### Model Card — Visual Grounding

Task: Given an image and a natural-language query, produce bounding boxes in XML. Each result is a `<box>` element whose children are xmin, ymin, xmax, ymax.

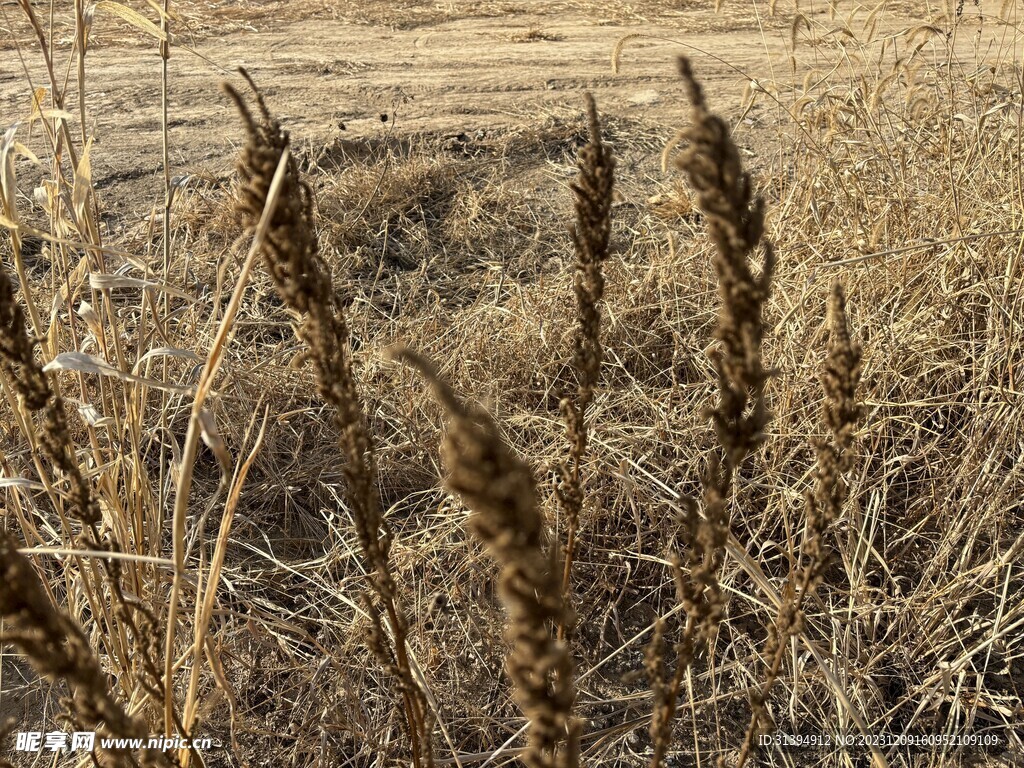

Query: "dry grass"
<box><xmin>1</xmin><ymin>1</ymin><xmax>1023</xmax><ymax>767</ymax></box>
<box><xmin>0</xmin><ymin>530</ymin><xmax>162</xmax><ymax>766</ymax></box>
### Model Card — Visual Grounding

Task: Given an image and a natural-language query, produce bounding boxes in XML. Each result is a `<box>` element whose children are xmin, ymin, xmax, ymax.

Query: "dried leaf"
<box><xmin>94</xmin><ymin>1</ymin><xmax>168</xmax><ymax>42</ymax></box>
<box><xmin>89</xmin><ymin>273</ymin><xmax>196</xmax><ymax>302</ymax></box>
<box><xmin>77</xmin><ymin>402</ymin><xmax>113</xmax><ymax>427</ymax></box>
<box><xmin>0</xmin><ymin>477</ymin><xmax>46</xmax><ymax>491</ymax></box>
<box><xmin>198</xmin><ymin>408</ymin><xmax>232</xmax><ymax>482</ymax></box>
<box><xmin>43</xmin><ymin>351</ymin><xmax>194</xmax><ymax>394</ymax></box>
<box><xmin>133</xmin><ymin>346</ymin><xmax>203</xmax><ymax>371</ymax></box>
<box><xmin>72</xmin><ymin>139</ymin><xmax>93</xmax><ymax>221</ymax></box>
<box><xmin>1</xmin><ymin>125</ymin><xmax>21</xmax><ymax>224</ymax></box>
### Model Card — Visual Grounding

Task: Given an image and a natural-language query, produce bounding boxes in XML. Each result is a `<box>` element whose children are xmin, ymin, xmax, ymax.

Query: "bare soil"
<box><xmin>0</xmin><ymin>2</ymin><xmax>802</xmax><ymax>218</ymax></box>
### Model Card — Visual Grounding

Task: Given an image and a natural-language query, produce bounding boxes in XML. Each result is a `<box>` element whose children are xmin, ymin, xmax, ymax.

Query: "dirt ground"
<box><xmin>0</xmin><ymin>0</ymin><xmax>991</xmax><ymax>224</ymax></box>
<box><xmin>0</xmin><ymin>2</ymin><xmax>806</xmax><ymax>219</ymax></box>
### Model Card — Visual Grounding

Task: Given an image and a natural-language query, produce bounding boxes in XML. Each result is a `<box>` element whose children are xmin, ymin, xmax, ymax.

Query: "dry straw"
<box><xmin>647</xmin><ymin>57</ymin><xmax>775</xmax><ymax>767</ymax></box>
<box><xmin>0</xmin><ymin>265</ymin><xmax>172</xmax><ymax>761</ymax></box>
<box><xmin>0</xmin><ymin>265</ymin><xmax>99</xmax><ymax>529</ymax></box>
<box><xmin>223</xmin><ymin>70</ymin><xmax>433</xmax><ymax>767</ymax></box>
<box><xmin>394</xmin><ymin>347</ymin><xmax>581</xmax><ymax>768</ymax></box>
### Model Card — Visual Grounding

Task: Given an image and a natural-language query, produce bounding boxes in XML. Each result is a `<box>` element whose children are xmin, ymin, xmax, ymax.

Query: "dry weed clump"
<box><xmin>394</xmin><ymin>347</ymin><xmax>580</xmax><ymax>768</ymax></box>
<box><xmin>223</xmin><ymin>70</ymin><xmax>434</xmax><ymax>766</ymax></box>
<box><xmin>316</xmin><ymin>146</ymin><xmax>460</xmax><ymax>272</ymax></box>
<box><xmin>0</xmin><ymin>267</ymin><xmax>98</xmax><ymax>527</ymax></box>
<box><xmin>0</xmin><ymin>531</ymin><xmax>161</xmax><ymax>767</ymax></box>
<box><xmin>0</xmin><ymin>266</ymin><xmax>170</xmax><ymax>764</ymax></box>
<box><xmin>312</xmin><ymin>116</ymin><xmax>633</xmax><ymax>303</ymax></box>
<box><xmin>732</xmin><ymin>5</ymin><xmax>1024</xmax><ymax>758</ymax></box>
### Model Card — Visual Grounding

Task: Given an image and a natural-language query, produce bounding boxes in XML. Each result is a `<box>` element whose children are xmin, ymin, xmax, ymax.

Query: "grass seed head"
<box><xmin>395</xmin><ymin>347</ymin><xmax>581</xmax><ymax>768</ymax></box>
<box><xmin>804</xmin><ymin>282</ymin><xmax>863</xmax><ymax>584</ymax></box>
<box><xmin>557</xmin><ymin>93</ymin><xmax>616</xmax><ymax>633</ymax></box>
<box><xmin>225</xmin><ymin>71</ymin><xmax>433</xmax><ymax>766</ymax></box>
<box><xmin>677</xmin><ymin>57</ymin><xmax>774</xmax><ymax>470</ymax></box>
<box><xmin>648</xmin><ymin>59</ymin><xmax>777</xmax><ymax>768</ymax></box>
<box><xmin>0</xmin><ymin>531</ymin><xmax>161</xmax><ymax>766</ymax></box>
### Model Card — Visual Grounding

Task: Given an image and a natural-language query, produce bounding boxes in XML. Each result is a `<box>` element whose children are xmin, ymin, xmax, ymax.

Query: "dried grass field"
<box><xmin>1</xmin><ymin>0</ymin><xmax>1023</xmax><ymax>767</ymax></box>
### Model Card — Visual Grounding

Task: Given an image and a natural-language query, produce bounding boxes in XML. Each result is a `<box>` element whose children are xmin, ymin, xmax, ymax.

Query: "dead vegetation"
<box><xmin>1</xmin><ymin>1</ymin><xmax>1023</xmax><ymax>767</ymax></box>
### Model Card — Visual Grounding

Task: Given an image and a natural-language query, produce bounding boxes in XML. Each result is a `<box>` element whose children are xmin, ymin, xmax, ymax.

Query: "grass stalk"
<box><xmin>164</xmin><ymin>139</ymin><xmax>290</xmax><ymax>744</ymax></box>
<box><xmin>395</xmin><ymin>347</ymin><xmax>580</xmax><ymax>768</ymax></box>
<box><xmin>648</xmin><ymin>56</ymin><xmax>775</xmax><ymax>768</ymax></box>
<box><xmin>557</xmin><ymin>93</ymin><xmax>615</xmax><ymax>644</ymax></box>
<box><xmin>0</xmin><ymin>264</ymin><xmax>173</xmax><ymax>764</ymax></box>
